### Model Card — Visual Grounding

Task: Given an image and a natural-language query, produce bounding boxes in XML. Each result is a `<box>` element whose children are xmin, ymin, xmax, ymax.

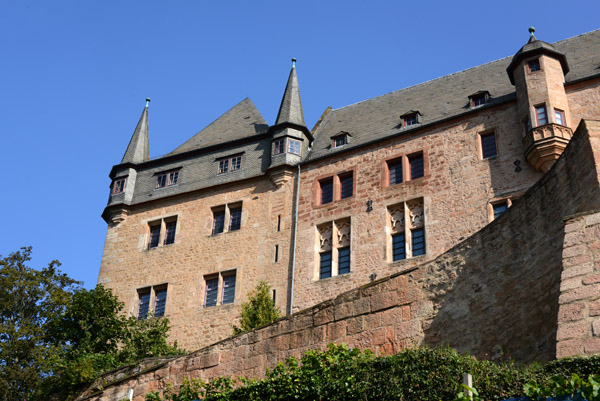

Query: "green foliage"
<box><xmin>232</xmin><ymin>281</ymin><xmax>281</xmax><ymax>335</ymax></box>
<box><xmin>524</xmin><ymin>373</ymin><xmax>600</xmax><ymax>400</ymax></box>
<box><xmin>0</xmin><ymin>247</ymin><xmax>80</xmax><ymax>401</ymax></box>
<box><xmin>44</xmin><ymin>285</ymin><xmax>184</xmax><ymax>399</ymax></box>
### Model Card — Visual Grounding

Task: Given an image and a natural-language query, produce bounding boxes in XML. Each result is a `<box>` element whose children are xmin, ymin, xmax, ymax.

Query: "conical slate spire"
<box><xmin>121</xmin><ymin>100</ymin><xmax>150</xmax><ymax>164</ymax></box>
<box><xmin>275</xmin><ymin>59</ymin><xmax>306</xmax><ymax>127</ymax></box>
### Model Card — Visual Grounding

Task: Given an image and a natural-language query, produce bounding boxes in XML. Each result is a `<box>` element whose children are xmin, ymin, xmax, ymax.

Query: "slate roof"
<box><xmin>275</xmin><ymin>64</ymin><xmax>306</xmax><ymax>126</ymax></box>
<box><xmin>306</xmin><ymin>29</ymin><xmax>600</xmax><ymax>162</ymax></box>
<box><xmin>121</xmin><ymin>105</ymin><xmax>149</xmax><ymax>164</ymax></box>
<box><xmin>168</xmin><ymin>98</ymin><xmax>269</xmax><ymax>156</ymax></box>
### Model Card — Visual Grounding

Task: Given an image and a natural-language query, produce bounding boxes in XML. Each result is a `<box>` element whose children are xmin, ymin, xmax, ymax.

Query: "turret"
<box><xmin>507</xmin><ymin>27</ymin><xmax>573</xmax><ymax>172</ymax></box>
<box><xmin>268</xmin><ymin>59</ymin><xmax>313</xmax><ymax>187</ymax></box>
<box><xmin>102</xmin><ymin>99</ymin><xmax>150</xmax><ymax>225</ymax></box>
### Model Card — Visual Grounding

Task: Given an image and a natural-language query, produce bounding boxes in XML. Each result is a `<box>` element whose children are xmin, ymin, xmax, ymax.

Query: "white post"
<box><xmin>127</xmin><ymin>388</ymin><xmax>134</xmax><ymax>401</ymax></box>
<box><xmin>463</xmin><ymin>373</ymin><xmax>473</xmax><ymax>400</ymax></box>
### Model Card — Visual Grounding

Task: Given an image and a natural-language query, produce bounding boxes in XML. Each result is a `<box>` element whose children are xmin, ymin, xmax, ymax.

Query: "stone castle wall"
<box><xmin>83</xmin><ymin>121</ymin><xmax>600</xmax><ymax>401</ymax></box>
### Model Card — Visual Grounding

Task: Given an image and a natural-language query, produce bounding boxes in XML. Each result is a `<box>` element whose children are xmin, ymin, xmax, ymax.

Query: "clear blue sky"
<box><xmin>1</xmin><ymin>0</ymin><xmax>598</xmax><ymax>288</ymax></box>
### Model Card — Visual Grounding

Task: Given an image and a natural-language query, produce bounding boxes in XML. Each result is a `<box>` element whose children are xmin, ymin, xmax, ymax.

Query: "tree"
<box><xmin>232</xmin><ymin>281</ymin><xmax>281</xmax><ymax>335</ymax></box>
<box><xmin>0</xmin><ymin>247</ymin><xmax>80</xmax><ymax>401</ymax></box>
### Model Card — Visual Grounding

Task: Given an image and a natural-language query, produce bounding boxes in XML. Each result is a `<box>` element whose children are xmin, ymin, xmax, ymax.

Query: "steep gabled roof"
<box><xmin>275</xmin><ymin>61</ymin><xmax>306</xmax><ymax>127</ymax></box>
<box><xmin>168</xmin><ymin>98</ymin><xmax>268</xmax><ymax>156</ymax></box>
<box><xmin>306</xmin><ymin>29</ymin><xmax>600</xmax><ymax>162</ymax></box>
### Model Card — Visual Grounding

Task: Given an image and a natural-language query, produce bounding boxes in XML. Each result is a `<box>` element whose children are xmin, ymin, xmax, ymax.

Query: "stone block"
<box><xmin>584</xmin><ymin>338</ymin><xmax>600</xmax><ymax>353</ymax></box>
<box><xmin>327</xmin><ymin>320</ymin><xmax>347</xmax><ymax>342</ymax></box>
<box><xmin>591</xmin><ymin>300</ymin><xmax>600</xmax><ymax>316</ymax></box>
<box><xmin>410</xmin><ymin>300</ymin><xmax>433</xmax><ymax>319</ymax></box>
<box><xmin>583</xmin><ymin>273</ymin><xmax>600</xmax><ymax>285</ymax></box>
<box><xmin>353</xmin><ymin>296</ymin><xmax>371</xmax><ymax>315</ymax></box>
<box><xmin>556</xmin><ymin>339</ymin><xmax>584</xmax><ymax>358</ymax></box>
<box><xmin>558</xmin><ymin>302</ymin><xmax>586</xmax><ymax>322</ymax></box>
<box><xmin>347</xmin><ymin>316</ymin><xmax>364</xmax><ymax>335</ymax></box>
<box><xmin>334</xmin><ymin>301</ymin><xmax>354</xmax><ymax>321</ymax></box>
<box><xmin>395</xmin><ymin>320</ymin><xmax>422</xmax><ymax>341</ymax></box>
<box><xmin>556</xmin><ymin>321</ymin><xmax>589</xmax><ymax>341</ymax></box>
<box><xmin>561</xmin><ymin>277</ymin><xmax>582</xmax><ymax>291</ymax></box>
<box><xmin>371</xmin><ymin>290</ymin><xmax>398</xmax><ymax>312</ymax></box>
<box><xmin>559</xmin><ymin>284</ymin><xmax>600</xmax><ymax>304</ymax></box>
<box><xmin>561</xmin><ymin>263</ymin><xmax>594</xmax><ymax>279</ymax></box>
<box><xmin>314</xmin><ymin>306</ymin><xmax>334</xmax><ymax>326</ymax></box>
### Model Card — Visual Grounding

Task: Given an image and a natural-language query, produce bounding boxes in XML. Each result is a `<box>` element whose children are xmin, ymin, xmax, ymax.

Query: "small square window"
<box><xmin>555</xmin><ymin>109</ymin><xmax>565</xmax><ymax>126</ymax></box>
<box><xmin>112</xmin><ymin>178</ymin><xmax>126</xmax><ymax>194</ymax></box>
<box><xmin>154</xmin><ymin>287</ymin><xmax>167</xmax><ymax>317</ymax></box>
<box><xmin>333</xmin><ymin>134</ymin><xmax>348</xmax><ymax>148</ymax></box>
<box><xmin>222</xmin><ymin>273</ymin><xmax>236</xmax><ymax>304</ymax></box>
<box><xmin>320</xmin><ymin>178</ymin><xmax>334</xmax><ymax>205</ymax></box>
<box><xmin>218</xmin><ymin>159</ymin><xmax>229</xmax><ymax>174</ymax></box>
<box><xmin>528</xmin><ymin>59</ymin><xmax>541</xmax><ymax>72</ymax></box>
<box><xmin>204</xmin><ymin>277</ymin><xmax>218</xmax><ymax>307</ymax></box>
<box><xmin>340</xmin><ymin>173</ymin><xmax>353</xmax><ymax>199</ymax></box>
<box><xmin>403</xmin><ymin>113</ymin><xmax>419</xmax><ymax>127</ymax></box>
<box><xmin>229</xmin><ymin>207</ymin><xmax>242</xmax><ymax>231</ymax></box>
<box><xmin>230</xmin><ymin>156</ymin><xmax>242</xmax><ymax>171</ymax></box>
<box><xmin>409</xmin><ymin>153</ymin><xmax>424</xmax><ymax>179</ymax></box>
<box><xmin>148</xmin><ymin>225</ymin><xmax>161</xmax><ymax>249</ymax></box>
<box><xmin>138</xmin><ymin>289</ymin><xmax>151</xmax><ymax>320</ymax></box>
<box><xmin>480</xmin><ymin>132</ymin><xmax>498</xmax><ymax>159</ymax></box>
<box><xmin>212</xmin><ymin>210</ymin><xmax>225</xmax><ymax>235</ymax></box>
<box><xmin>338</xmin><ymin>247</ymin><xmax>351</xmax><ymax>275</ymax></box>
<box><xmin>388</xmin><ymin>159</ymin><xmax>403</xmax><ymax>186</ymax></box>
<box><xmin>273</xmin><ymin>139</ymin><xmax>285</xmax><ymax>155</ymax></box>
<box><xmin>163</xmin><ymin>221</ymin><xmax>177</xmax><ymax>245</ymax></box>
<box><xmin>155</xmin><ymin>171</ymin><xmax>179</xmax><ymax>189</ymax></box>
<box><xmin>493</xmin><ymin>201</ymin><xmax>508</xmax><ymax>219</ymax></box>
<box><xmin>288</xmin><ymin>139</ymin><xmax>301</xmax><ymax>155</ymax></box>
<box><xmin>535</xmin><ymin>105</ymin><xmax>547</xmax><ymax>126</ymax></box>
<box><xmin>470</xmin><ymin>94</ymin><xmax>487</xmax><ymax>107</ymax></box>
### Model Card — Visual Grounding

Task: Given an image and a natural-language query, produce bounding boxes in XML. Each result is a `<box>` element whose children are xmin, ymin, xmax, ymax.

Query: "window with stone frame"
<box><xmin>273</xmin><ymin>138</ymin><xmax>285</xmax><ymax>155</ymax></box>
<box><xmin>535</xmin><ymin>104</ymin><xmax>548</xmax><ymax>126</ymax></box>
<box><xmin>555</xmin><ymin>109</ymin><xmax>566</xmax><ymax>126</ymax></box>
<box><xmin>288</xmin><ymin>139</ymin><xmax>301</xmax><ymax>155</ymax></box>
<box><xmin>385</xmin><ymin>152</ymin><xmax>426</xmax><ymax>187</ymax></box>
<box><xmin>137</xmin><ymin>285</ymin><xmax>168</xmax><ymax>319</ymax></box>
<box><xmin>387</xmin><ymin>158</ymin><xmax>403</xmax><ymax>186</ymax></box>
<box><xmin>316</xmin><ymin>170</ymin><xmax>355</xmax><ymax>206</ymax></box>
<box><xmin>211</xmin><ymin>202</ymin><xmax>243</xmax><ymax>235</ymax></box>
<box><xmin>155</xmin><ymin>170</ymin><xmax>179</xmax><ymax>189</ymax></box>
<box><xmin>147</xmin><ymin>216</ymin><xmax>178</xmax><ymax>249</ymax></box>
<box><xmin>339</xmin><ymin>173</ymin><xmax>353</xmax><ymax>199</ymax></box>
<box><xmin>408</xmin><ymin>152</ymin><xmax>424</xmax><ymax>179</ymax></box>
<box><xmin>528</xmin><ymin>59</ymin><xmax>541</xmax><ymax>72</ymax></box>
<box><xmin>489</xmin><ymin>198</ymin><xmax>515</xmax><ymax>221</ymax></box>
<box><xmin>387</xmin><ymin>198</ymin><xmax>425</xmax><ymax>262</ymax></box>
<box><xmin>333</xmin><ymin>133</ymin><xmax>348</xmax><ymax>148</ymax></box>
<box><xmin>316</xmin><ymin>218</ymin><xmax>351</xmax><ymax>280</ymax></box>
<box><xmin>112</xmin><ymin>178</ymin><xmax>126</xmax><ymax>194</ymax></box>
<box><xmin>319</xmin><ymin>178</ymin><xmax>334</xmax><ymax>205</ymax></box>
<box><xmin>203</xmin><ymin>270</ymin><xmax>236</xmax><ymax>307</ymax></box>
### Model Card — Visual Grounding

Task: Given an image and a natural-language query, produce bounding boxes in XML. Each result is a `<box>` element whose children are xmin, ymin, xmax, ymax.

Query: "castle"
<box><xmin>98</xmin><ymin>27</ymin><xmax>600</xmax><ymax>365</ymax></box>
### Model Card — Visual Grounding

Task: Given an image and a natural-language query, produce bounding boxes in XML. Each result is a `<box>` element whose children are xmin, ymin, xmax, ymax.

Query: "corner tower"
<box><xmin>268</xmin><ymin>59</ymin><xmax>313</xmax><ymax>187</ymax></box>
<box><xmin>507</xmin><ymin>28</ymin><xmax>573</xmax><ymax>172</ymax></box>
<box><xmin>102</xmin><ymin>99</ymin><xmax>150</xmax><ymax>225</ymax></box>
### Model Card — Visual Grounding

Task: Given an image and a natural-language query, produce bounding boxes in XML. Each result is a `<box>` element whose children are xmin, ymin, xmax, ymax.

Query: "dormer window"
<box><xmin>112</xmin><ymin>178</ymin><xmax>126</xmax><ymax>194</ymax></box>
<box><xmin>400</xmin><ymin>111</ymin><xmax>420</xmax><ymax>127</ymax></box>
<box><xmin>528</xmin><ymin>59</ymin><xmax>541</xmax><ymax>72</ymax></box>
<box><xmin>469</xmin><ymin>91</ymin><xmax>489</xmax><ymax>108</ymax></box>
<box><xmin>217</xmin><ymin>155</ymin><xmax>243</xmax><ymax>175</ymax></box>
<box><xmin>333</xmin><ymin>134</ymin><xmax>348</xmax><ymax>148</ymax></box>
<box><xmin>155</xmin><ymin>170</ymin><xmax>179</xmax><ymax>189</ymax></box>
<box><xmin>273</xmin><ymin>138</ymin><xmax>302</xmax><ymax>156</ymax></box>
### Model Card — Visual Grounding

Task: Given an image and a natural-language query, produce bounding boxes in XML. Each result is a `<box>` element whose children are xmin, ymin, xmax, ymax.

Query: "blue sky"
<box><xmin>1</xmin><ymin>0</ymin><xmax>598</xmax><ymax>288</ymax></box>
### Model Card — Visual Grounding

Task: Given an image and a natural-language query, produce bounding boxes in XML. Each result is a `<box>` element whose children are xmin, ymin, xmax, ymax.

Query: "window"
<box><xmin>138</xmin><ymin>289</ymin><xmax>151</xmax><ymax>320</ymax></box>
<box><xmin>217</xmin><ymin>155</ymin><xmax>243</xmax><ymax>175</ymax></box>
<box><xmin>229</xmin><ymin>207</ymin><xmax>242</xmax><ymax>231</ymax></box>
<box><xmin>319</xmin><ymin>178</ymin><xmax>334</xmax><ymax>205</ymax></box>
<box><xmin>273</xmin><ymin>138</ymin><xmax>285</xmax><ymax>155</ymax></box>
<box><xmin>288</xmin><ymin>139</ymin><xmax>301</xmax><ymax>155</ymax></box>
<box><xmin>555</xmin><ymin>109</ymin><xmax>565</xmax><ymax>125</ymax></box>
<box><xmin>148</xmin><ymin>225</ymin><xmax>161</xmax><ymax>249</ymax></box>
<box><xmin>147</xmin><ymin>217</ymin><xmax>178</xmax><ymax>249</ymax></box>
<box><xmin>387</xmin><ymin>198</ymin><xmax>425</xmax><ymax>262</ymax></box>
<box><xmin>493</xmin><ymin>202</ymin><xmax>508</xmax><ymax>219</ymax></box>
<box><xmin>211</xmin><ymin>203</ymin><xmax>243</xmax><ymax>235</ymax></box>
<box><xmin>154</xmin><ymin>287</ymin><xmax>167</xmax><ymax>317</ymax></box>
<box><xmin>528</xmin><ymin>59</ymin><xmax>541</xmax><ymax>72</ymax></box>
<box><xmin>164</xmin><ymin>221</ymin><xmax>177</xmax><ymax>245</ymax></box>
<box><xmin>112</xmin><ymin>178</ymin><xmax>126</xmax><ymax>194</ymax></box>
<box><xmin>204</xmin><ymin>271</ymin><xmax>236</xmax><ymax>307</ymax></box>
<box><xmin>480</xmin><ymin>132</ymin><xmax>498</xmax><ymax>159</ymax></box>
<box><xmin>409</xmin><ymin>152</ymin><xmax>424</xmax><ymax>179</ymax></box>
<box><xmin>489</xmin><ymin>198</ymin><xmax>514</xmax><ymax>221</ymax></box>
<box><xmin>316</xmin><ymin>219</ymin><xmax>351</xmax><ymax>279</ymax></box>
<box><xmin>535</xmin><ymin>105</ymin><xmax>547</xmax><ymax>126</ymax></box>
<box><xmin>333</xmin><ymin>134</ymin><xmax>348</xmax><ymax>148</ymax></box>
<box><xmin>469</xmin><ymin>92</ymin><xmax>489</xmax><ymax>108</ymax></box>
<box><xmin>402</xmin><ymin>112</ymin><xmax>420</xmax><ymax>127</ymax></box>
<box><xmin>222</xmin><ymin>273</ymin><xmax>236</xmax><ymax>304</ymax></box>
<box><xmin>316</xmin><ymin>171</ymin><xmax>355</xmax><ymax>206</ymax></box>
<box><xmin>138</xmin><ymin>285</ymin><xmax>168</xmax><ymax>319</ymax></box>
<box><xmin>155</xmin><ymin>170</ymin><xmax>179</xmax><ymax>189</ymax></box>
<box><xmin>204</xmin><ymin>277</ymin><xmax>218</xmax><ymax>307</ymax></box>
<box><xmin>274</xmin><ymin>245</ymin><xmax>279</xmax><ymax>262</ymax></box>
<box><xmin>524</xmin><ymin>117</ymin><xmax>532</xmax><ymax>135</ymax></box>
<box><xmin>277</xmin><ymin>215</ymin><xmax>281</xmax><ymax>232</ymax></box>
<box><xmin>388</xmin><ymin>159</ymin><xmax>403</xmax><ymax>186</ymax></box>
<box><xmin>340</xmin><ymin>173</ymin><xmax>353</xmax><ymax>199</ymax></box>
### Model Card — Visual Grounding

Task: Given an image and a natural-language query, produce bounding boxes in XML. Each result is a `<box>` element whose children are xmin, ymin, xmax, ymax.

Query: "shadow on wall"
<box><xmin>422</xmin><ymin>120</ymin><xmax>600</xmax><ymax>363</ymax></box>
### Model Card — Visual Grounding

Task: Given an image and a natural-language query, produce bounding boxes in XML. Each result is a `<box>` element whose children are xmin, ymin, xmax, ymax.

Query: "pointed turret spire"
<box><xmin>121</xmin><ymin>99</ymin><xmax>150</xmax><ymax>164</ymax></box>
<box><xmin>275</xmin><ymin>58</ymin><xmax>306</xmax><ymax>127</ymax></box>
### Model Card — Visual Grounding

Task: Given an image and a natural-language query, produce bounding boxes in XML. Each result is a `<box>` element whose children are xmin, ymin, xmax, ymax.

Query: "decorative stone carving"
<box><xmin>523</xmin><ymin>123</ymin><xmax>573</xmax><ymax>172</ymax></box>
<box><xmin>269</xmin><ymin>168</ymin><xmax>295</xmax><ymax>188</ymax></box>
<box><xmin>337</xmin><ymin>220</ymin><xmax>351</xmax><ymax>247</ymax></box>
<box><xmin>318</xmin><ymin>225</ymin><xmax>332</xmax><ymax>251</ymax></box>
<box><xmin>408</xmin><ymin>202</ymin><xmax>424</xmax><ymax>228</ymax></box>
<box><xmin>389</xmin><ymin>205</ymin><xmax>405</xmax><ymax>233</ymax></box>
<box><xmin>108</xmin><ymin>208</ymin><xmax>128</xmax><ymax>226</ymax></box>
